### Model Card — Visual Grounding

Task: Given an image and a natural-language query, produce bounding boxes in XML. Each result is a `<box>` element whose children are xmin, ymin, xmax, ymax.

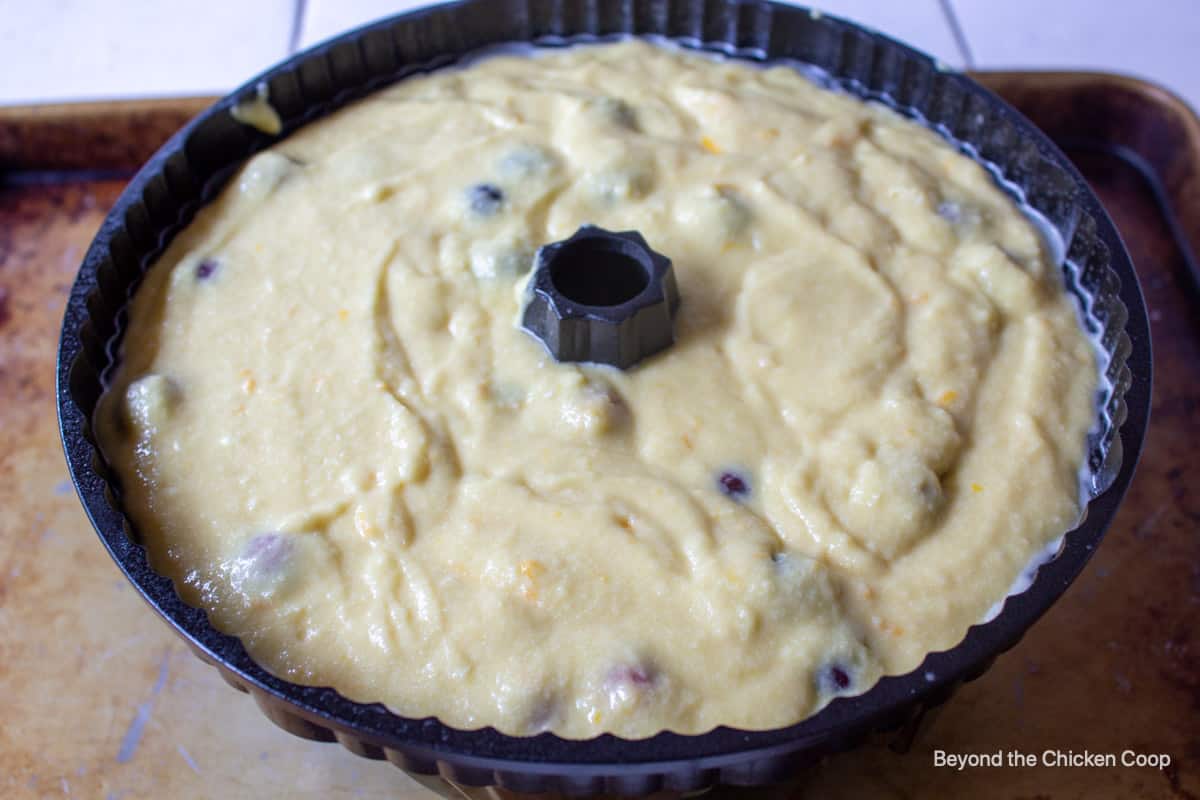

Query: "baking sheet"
<box><xmin>1</xmin><ymin>72</ymin><xmax>1197</xmax><ymax>798</ymax></box>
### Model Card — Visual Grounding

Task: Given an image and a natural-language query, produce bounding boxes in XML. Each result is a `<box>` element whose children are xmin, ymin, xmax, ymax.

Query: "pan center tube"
<box><xmin>520</xmin><ymin>225</ymin><xmax>680</xmax><ymax>369</ymax></box>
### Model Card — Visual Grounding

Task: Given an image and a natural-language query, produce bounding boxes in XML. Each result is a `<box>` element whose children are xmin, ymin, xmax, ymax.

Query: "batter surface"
<box><xmin>96</xmin><ymin>41</ymin><xmax>1097</xmax><ymax>738</ymax></box>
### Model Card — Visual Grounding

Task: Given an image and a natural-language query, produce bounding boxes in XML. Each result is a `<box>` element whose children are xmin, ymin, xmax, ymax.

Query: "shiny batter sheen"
<box><xmin>95</xmin><ymin>41</ymin><xmax>1098</xmax><ymax>738</ymax></box>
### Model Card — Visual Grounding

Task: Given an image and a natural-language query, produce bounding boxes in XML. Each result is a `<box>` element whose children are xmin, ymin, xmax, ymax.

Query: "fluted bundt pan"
<box><xmin>57</xmin><ymin>0</ymin><xmax>1150</xmax><ymax>794</ymax></box>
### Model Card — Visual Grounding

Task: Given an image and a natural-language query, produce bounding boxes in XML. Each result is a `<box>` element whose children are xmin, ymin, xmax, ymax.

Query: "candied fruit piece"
<box><xmin>717</xmin><ymin>470</ymin><xmax>750</xmax><ymax>500</ymax></box>
<box><xmin>526</xmin><ymin>694</ymin><xmax>560</xmax><ymax>733</ymax></box>
<box><xmin>243</xmin><ymin>533</ymin><xmax>290</xmax><ymax>569</ymax></box>
<box><xmin>608</xmin><ymin>663</ymin><xmax>655</xmax><ymax>688</ymax></box>
<box><xmin>819</xmin><ymin>662</ymin><xmax>854</xmax><ymax>694</ymax></box>
<box><xmin>936</xmin><ymin>200</ymin><xmax>962</xmax><ymax>223</ymax></box>
<box><xmin>194</xmin><ymin>258</ymin><xmax>219</xmax><ymax>280</ymax></box>
<box><xmin>498</xmin><ymin>145</ymin><xmax>557</xmax><ymax>178</ymax></box>
<box><xmin>587</xmin><ymin>96</ymin><xmax>639</xmax><ymax>130</ymax></box>
<box><xmin>467</xmin><ymin>183</ymin><xmax>505</xmax><ymax>216</ymax></box>
<box><xmin>604</xmin><ymin>661</ymin><xmax>658</xmax><ymax>707</ymax></box>
<box><xmin>229</xmin><ymin>532</ymin><xmax>295</xmax><ymax>600</ymax></box>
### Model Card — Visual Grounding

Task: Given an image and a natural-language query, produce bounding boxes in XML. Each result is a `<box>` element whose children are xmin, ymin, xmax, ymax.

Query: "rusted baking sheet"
<box><xmin>0</xmin><ymin>73</ymin><xmax>1197</xmax><ymax>799</ymax></box>
<box><xmin>0</xmin><ymin>97</ymin><xmax>209</xmax><ymax>171</ymax></box>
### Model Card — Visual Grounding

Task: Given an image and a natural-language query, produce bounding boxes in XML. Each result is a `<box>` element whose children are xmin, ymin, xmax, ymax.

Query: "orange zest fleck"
<box><xmin>971</xmin><ymin>482</ymin><xmax>984</xmax><ymax>493</ymax></box>
<box><xmin>519</xmin><ymin>559</ymin><xmax>546</xmax><ymax>580</ymax></box>
<box><xmin>938</xmin><ymin>389</ymin><xmax>958</xmax><ymax>406</ymax></box>
<box><xmin>875</xmin><ymin>619</ymin><xmax>905</xmax><ymax>636</ymax></box>
<box><xmin>700</xmin><ymin>135</ymin><xmax>721</xmax><ymax>154</ymax></box>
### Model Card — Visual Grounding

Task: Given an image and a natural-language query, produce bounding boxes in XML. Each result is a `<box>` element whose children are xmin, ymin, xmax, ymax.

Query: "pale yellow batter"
<box><xmin>95</xmin><ymin>41</ymin><xmax>1097</xmax><ymax>738</ymax></box>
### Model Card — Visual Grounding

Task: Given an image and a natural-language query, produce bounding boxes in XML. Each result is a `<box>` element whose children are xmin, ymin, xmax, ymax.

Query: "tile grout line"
<box><xmin>937</xmin><ymin>0</ymin><xmax>976</xmax><ymax>69</ymax></box>
<box><xmin>288</xmin><ymin>0</ymin><xmax>309</xmax><ymax>54</ymax></box>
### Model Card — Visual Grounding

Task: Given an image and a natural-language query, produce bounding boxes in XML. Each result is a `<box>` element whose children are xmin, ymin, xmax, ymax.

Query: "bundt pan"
<box><xmin>57</xmin><ymin>0</ymin><xmax>1151</xmax><ymax>794</ymax></box>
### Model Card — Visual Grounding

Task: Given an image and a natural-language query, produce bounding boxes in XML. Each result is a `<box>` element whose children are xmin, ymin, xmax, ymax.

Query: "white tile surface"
<box><xmin>298</xmin><ymin>0</ymin><xmax>425</xmax><ymax>49</ymax></box>
<box><xmin>955</xmin><ymin>0</ymin><xmax>1200</xmax><ymax>111</ymax></box>
<box><xmin>807</xmin><ymin>0</ymin><xmax>961</xmax><ymax>64</ymax></box>
<box><xmin>298</xmin><ymin>0</ymin><xmax>961</xmax><ymax>63</ymax></box>
<box><xmin>0</xmin><ymin>0</ymin><xmax>294</xmax><ymax>104</ymax></box>
<box><xmin>1</xmin><ymin>0</ymin><xmax>1197</xmax><ymax>112</ymax></box>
